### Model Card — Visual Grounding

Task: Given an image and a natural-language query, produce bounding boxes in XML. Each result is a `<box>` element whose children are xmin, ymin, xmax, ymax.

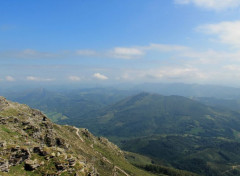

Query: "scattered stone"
<box><xmin>45</xmin><ymin>133</ymin><xmax>56</xmax><ymax>147</ymax></box>
<box><xmin>0</xmin><ymin>141</ymin><xmax>6</xmax><ymax>148</ymax></box>
<box><xmin>56</xmin><ymin>138</ymin><xmax>66</xmax><ymax>148</ymax></box>
<box><xmin>33</xmin><ymin>146</ymin><xmax>48</xmax><ymax>156</ymax></box>
<box><xmin>51</xmin><ymin>152</ymin><xmax>56</xmax><ymax>157</ymax></box>
<box><xmin>55</xmin><ymin>162</ymin><xmax>67</xmax><ymax>171</ymax></box>
<box><xmin>42</xmin><ymin>116</ymin><xmax>47</xmax><ymax>121</ymax></box>
<box><xmin>56</xmin><ymin>152</ymin><xmax>61</xmax><ymax>157</ymax></box>
<box><xmin>24</xmin><ymin>159</ymin><xmax>40</xmax><ymax>171</ymax></box>
<box><xmin>68</xmin><ymin>157</ymin><xmax>76</xmax><ymax>167</ymax></box>
<box><xmin>0</xmin><ymin>97</ymin><xmax>9</xmax><ymax>110</ymax></box>
<box><xmin>0</xmin><ymin>117</ymin><xmax>7</xmax><ymax>124</ymax></box>
<box><xmin>9</xmin><ymin>148</ymin><xmax>31</xmax><ymax>166</ymax></box>
<box><xmin>0</xmin><ymin>97</ymin><xmax>126</xmax><ymax>176</ymax></box>
<box><xmin>0</xmin><ymin>158</ymin><xmax>9</xmax><ymax>172</ymax></box>
<box><xmin>22</xmin><ymin>121</ymin><xmax>30</xmax><ymax>126</ymax></box>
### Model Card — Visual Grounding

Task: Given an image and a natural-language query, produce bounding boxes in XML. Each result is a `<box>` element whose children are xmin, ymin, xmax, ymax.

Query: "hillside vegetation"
<box><xmin>0</xmin><ymin>96</ymin><xmax>157</xmax><ymax>176</ymax></box>
<box><xmin>77</xmin><ymin>93</ymin><xmax>240</xmax><ymax>176</ymax></box>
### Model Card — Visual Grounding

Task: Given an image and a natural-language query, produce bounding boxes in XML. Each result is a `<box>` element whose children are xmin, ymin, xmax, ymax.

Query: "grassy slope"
<box><xmin>0</xmin><ymin>98</ymin><xmax>155</xmax><ymax>176</ymax></box>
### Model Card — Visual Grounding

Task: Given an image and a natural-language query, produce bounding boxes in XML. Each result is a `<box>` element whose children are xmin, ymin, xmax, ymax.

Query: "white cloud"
<box><xmin>119</xmin><ymin>66</ymin><xmax>208</xmax><ymax>83</ymax></box>
<box><xmin>0</xmin><ymin>49</ymin><xmax>58</xmax><ymax>59</ymax></box>
<box><xmin>76</xmin><ymin>50</ymin><xmax>97</xmax><ymax>56</ymax></box>
<box><xmin>26</xmin><ymin>76</ymin><xmax>38</xmax><ymax>81</ymax></box>
<box><xmin>197</xmin><ymin>21</ymin><xmax>240</xmax><ymax>48</ymax></box>
<box><xmin>26</xmin><ymin>76</ymin><xmax>54</xmax><ymax>82</ymax></box>
<box><xmin>20</xmin><ymin>49</ymin><xmax>57</xmax><ymax>58</ymax></box>
<box><xmin>93</xmin><ymin>73</ymin><xmax>108</xmax><ymax>80</ymax></box>
<box><xmin>175</xmin><ymin>0</ymin><xmax>240</xmax><ymax>10</ymax></box>
<box><xmin>6</xmin><ymin>76</ymin><xmax>15</xmax><ymax>82</ymax></box>
<box><xmin>145</xmin><ymin>43</ymin><xmax>190</xmax><ymax>52</ymax></box>
<box><xmin>179</xmin><ymin>49</ymin><xmax>240</xmax><ymax>64</ymax></box>
<box><xmin>68</xmin><ymin>76</ymin><xmax>81</xmax><ymax>81</ymax></box>
<box><xmin>0</xmin><ymin>44</ymin><xmax>189</xmax><ymax>60</ymax></box>
<box><xmin>109</xmin><ymin>47</ymin><xmax>144</xmax><ymax>59</ymax></box>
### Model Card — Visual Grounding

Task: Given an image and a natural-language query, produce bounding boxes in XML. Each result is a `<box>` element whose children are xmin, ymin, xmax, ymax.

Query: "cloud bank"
<box><xmin>197</xmin><ymin>21</ymin><xmax>240</xmax><ymax>48</ymax></box>
<box><xmin>175</xmin><ymin>0</ymin><xmax>240</xmax><ymax>10</ymax></box>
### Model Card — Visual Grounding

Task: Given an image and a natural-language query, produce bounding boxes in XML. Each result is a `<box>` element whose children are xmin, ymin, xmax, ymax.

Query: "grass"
<box><xmin>0</xmin><ymin>108</ymin><xmax>19</xmax><ymax>117</ymax></box>
<box><xmin>1</xmin><ymin>126</ymin><xmax>12</xmax><ymax>133</ymax></box>
<box><xmin>124</xmin><ymin>151</ymin><xmax>153</xmax><ymax>166</ymax></box>
<box><xmin>93</xmin><ymin>142</ymin><xmax>156</xmax><ymax>176</ymax></box>
<box><xmin>190</xmin><ymin>127</ymin><xmax>205</xmax><ymax>135</ymax></box>
<box><xmin>0</xmin><ymin>163</ymin><xmax>40</xmax><ymax>176</ymax></box>
<box><xmin>45</xmin><ymin>111</ymin><xmax>68</xmax><ymax>123</ymax></box>
<box><xmin>0</xmin><ymin>125</ymin><xmax>20</xmax><ymax>141</ymax></box>
<box><xmin>0</xmin><ymin>99</ymin><xmax>157</xmax><ymax>176</ymax></box>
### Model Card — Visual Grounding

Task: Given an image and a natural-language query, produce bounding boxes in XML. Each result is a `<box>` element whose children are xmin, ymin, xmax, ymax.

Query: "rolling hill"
<box><xmin>76</xmin><ymin>92</ymin><xmax>240</xmax><ymax>176</ymax></box>
<box><xmin>81</xmin><ymin>92</ymin><xmax>240</xmax><ymax>138</ymax></box>
<box><xmin>3</xmin><ymin>88</ymin><xmax>136</xmax><ymax>123</ymax></box>
<box><xmin>0</xmin><ymin>96</ymin><xmax>200</xmax><ymax>176</ymax></box>
<box><xmin>0</xmin><ymin>96</ymin><xmax>158</xmax><ymax>176</ymax></box>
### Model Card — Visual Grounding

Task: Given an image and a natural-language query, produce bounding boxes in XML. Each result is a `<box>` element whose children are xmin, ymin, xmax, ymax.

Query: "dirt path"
<box><xmin>113</xmin><ymin>166</ymin><xmax>130</xmax><ymax>176</ymax></box>
<box><xmin>102</xmin><ymin>157</ymin><xmax>113</xmax><ymax>165</ymax></box>
<box><xmin>73</xmin><ymin>126</ymin><xmax>84</xmax><ymax>142</ymax></box>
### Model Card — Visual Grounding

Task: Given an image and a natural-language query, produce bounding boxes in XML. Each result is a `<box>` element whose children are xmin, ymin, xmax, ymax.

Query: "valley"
<box><xmin>2</xmin><ymin>85</ymin><xmax>240</xmax><ymax>175</ymax></box>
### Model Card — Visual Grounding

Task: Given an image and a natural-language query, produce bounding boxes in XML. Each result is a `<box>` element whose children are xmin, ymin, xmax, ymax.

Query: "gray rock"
<box><xmin>33</xmin><ymin>146</ymin><xmax>48</xmax><ymax>156</ymax></box>
<box><xmin>56</xmin><ymin>138</ymin><xmax>67</xmax><ymax>148</ymax></box>
<box><xmin>45</xmin><ymin>133</ymin><xmax>56</xmax><ymax>147</ymax></box>
<box><xmin>0</xmin><ymin>141</ymin><xmax>6</xmax><ymax>148</ymax></box>
<box><xmin>68</xmin><ymin>158</ymin><xmax>76</xmax><ymax>167</ymax></box>
<box><xmin>0</xmin><ymin>158</ymin><xmax>9</xmax><ymax>172</ymax></box>
<box><xmin>55</xmin><ymin>162</ymin><xmax>67</xmax><ymax>171</ymax></box>
<box><xmin>24</xmin><ymin>159</ymin><xmax>40</xmax><ymax>171</ymax></box>
<box><xmin>9</xmin><ymin>148</ymin><xmax>31</xmax><ymax>166</ymax></box>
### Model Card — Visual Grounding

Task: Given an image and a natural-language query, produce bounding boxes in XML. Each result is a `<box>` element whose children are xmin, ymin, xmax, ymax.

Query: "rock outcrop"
<box><xmin>0</xmin><ymin>96</ymin><xmax>152</xmax><ymax>176</ymax></box>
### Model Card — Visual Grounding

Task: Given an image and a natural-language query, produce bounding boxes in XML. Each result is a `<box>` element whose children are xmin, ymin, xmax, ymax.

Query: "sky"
<box><xmin>1</xmin><ymin>0</ymin><xmax>240</xmax><ymax>87</ymax></box>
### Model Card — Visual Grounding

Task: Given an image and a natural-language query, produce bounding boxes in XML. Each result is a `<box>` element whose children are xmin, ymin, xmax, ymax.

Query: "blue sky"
<box><xmin>1</xmin><ymin>0</ymin><xmax>240</xmax><ymax>86</ymax></box>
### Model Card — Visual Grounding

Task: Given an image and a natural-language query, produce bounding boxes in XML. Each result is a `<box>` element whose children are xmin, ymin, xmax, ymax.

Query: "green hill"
<box><xmin>76</xmin><ymin>93</ymin><xmax>240</xmax><ymax>176</ymax></box>
<box><xmin>0</xmin><ymin>96</ymin><xmax>198</xmax><ymax>176</ymax></box>
<box><xmin>0</xmin><ymin>96</ymin><xmax>158</xmax><ymax>176</ymax></box>
<box><xmin>4</xmin><ymin>88</ymin><xmax>135</xmax><ymax>123</ymax></box>
<box><xmin>82</xmin><ymin>92</ymin><xmax>240</xmax><ymax>138</ymax></box>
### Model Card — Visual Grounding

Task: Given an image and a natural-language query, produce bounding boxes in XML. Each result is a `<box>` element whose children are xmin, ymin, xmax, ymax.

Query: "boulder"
<box><xmin>9</xmin><ymin>148</ymin><xmax>30</xmax><ymax>166</ymax></box>
<box><xmin>45</xmin><ymin>133</ymin><xmax>56</xmax><ymax>147</ymax></box>
<box><xmin>56</xmin><ymin>138</ymin><xmax>65</xmax><ymax>147</ymax></box>
<box><xmin>24</xmin><ymin>159</ymin><xmax>40</xmax><ymax>171</ymax></box>
<box><xmin>55</xmin><ymin>162</ymin><xmax>67</xmax><ymax>171</ymax></box>
<box><xmin>33</xmin><ymin>146</ymin><xmax>49</xmax><ymax>156</ymax></box>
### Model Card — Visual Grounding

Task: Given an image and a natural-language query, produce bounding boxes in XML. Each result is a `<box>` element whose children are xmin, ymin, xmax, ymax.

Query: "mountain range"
<box><xmin>3</xmin><ymin>85</ymin><xmax>240</xmax><ymax>175</ymax></box>
<box><xmin>0</xmin><ymin>96</ymin><xmax>199</xmax><ymax>176</ymax></box>
<box><xmin>73</xmin><ymin>92</ymin><xmax>240</xmax><ymax>176</ymax></box>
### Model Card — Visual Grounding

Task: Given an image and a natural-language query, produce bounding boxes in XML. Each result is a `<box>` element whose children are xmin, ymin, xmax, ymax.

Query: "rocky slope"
<box><xmin>0</xmin><ymin>96</ymin><xmax>155</xmax><ymax>176</ymax></box>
